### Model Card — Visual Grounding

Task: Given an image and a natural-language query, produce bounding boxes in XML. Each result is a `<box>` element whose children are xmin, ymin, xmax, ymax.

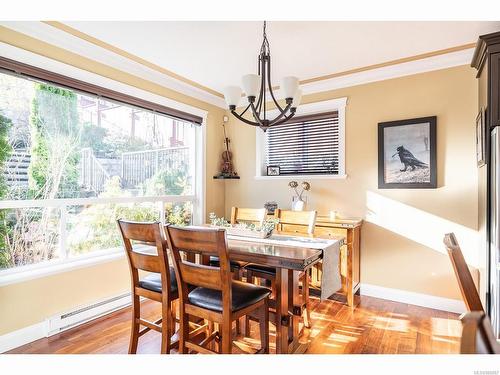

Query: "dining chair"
<box><xmin>230</xmin><ymin>206</ymin><xmax>266</xmax><ymax>226</ymax></box>
<box><xmin>443</xmin><ymin>233</ymin><xmax>484</xmax><ymax>312</ymax></box>
<box><xmin>460</xmin><ymin>311</ymin><xmax>500</xmax><ymax>354</ymax></box>
<box><xmin>117</xmin><ymin>219</ymin><xmax>179</xmax><ymax>354</ymax></box>
<box><xmin>208</xmin><ymin>206</ymin><xmax>265</xmax><ymax>272</ymax></box>
<box><xmin>165</xmin><ymin>225</ymin><xmax>271</xmax><ymax>354</ymax></box>
<box><xmin>245</xmin><ymin>209</ymin><xmax>318</xmax><ymax>331</ymax></box>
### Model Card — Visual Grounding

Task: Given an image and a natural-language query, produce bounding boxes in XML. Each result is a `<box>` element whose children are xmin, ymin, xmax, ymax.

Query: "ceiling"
<box><xmin>59</xmin><ymin>21</ymin><xmax>500</xmax><ymax>94</ymax></box>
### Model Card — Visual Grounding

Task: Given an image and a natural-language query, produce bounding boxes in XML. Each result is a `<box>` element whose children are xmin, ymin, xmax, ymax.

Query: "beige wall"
<box><xmin>0</xmin><ymin>26</ymin><xmax>480</xmax><ymax>337</ymax></box>
<box><xmin>225</xmin><ymin>65</ymin><xmax>479</xmax><ymax>301</ymax></box>
<box><xmin>0</xmin><ymin>27</ymin><xmax>226</xmax><ymax>335</ymax></box>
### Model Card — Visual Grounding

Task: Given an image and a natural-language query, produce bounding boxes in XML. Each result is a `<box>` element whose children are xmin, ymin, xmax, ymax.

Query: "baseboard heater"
<box><xmin>46</xmin><ymin>292</ymin><xmax>132</xmax><ymax>336</ymax></box>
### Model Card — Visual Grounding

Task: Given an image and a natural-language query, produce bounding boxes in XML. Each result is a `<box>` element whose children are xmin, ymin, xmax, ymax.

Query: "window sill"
<box><xmin>0</xmin><ymin>249</ymin><xmax>125</xmax><ymax>287</ymax></box>
<box><xmin>254</xmin><ymin>174</ymin><xmax>347</xmax><ymax>180</ymax></box>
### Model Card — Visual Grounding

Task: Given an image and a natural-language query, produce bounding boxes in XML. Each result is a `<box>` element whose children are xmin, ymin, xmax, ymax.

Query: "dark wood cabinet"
<box><xmin>472</xmin><ymin>32</ymin><xmax>500</xmax><ymax>131</ymax></box>
<box><xmin>472</xmin><ymin>31</ymin><xmax>500</xmax><ymax>323</ymax></box>
<box><xmin>490</xmin><ymin>52</ymin><xmax>500</xmax><ymax>128</ymax></box>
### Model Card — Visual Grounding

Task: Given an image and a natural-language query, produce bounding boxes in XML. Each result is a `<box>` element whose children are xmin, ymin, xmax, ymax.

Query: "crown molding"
<box><xmin>42</xmin><ymin>21</ymin><xmax>223</xmax><ymax>98</ymax></box>
<box><xmin>0</xmin><ymin>22</ymin><xmax>227</xmax><ymax>109</ymax></box>
<box><xmin>0</xmin><ymin>22</ymin><xmax>476</xmax><ymax>109</ymax></box>
<box><xmin>299</xmin><ymin>47</ymin><xmax>474</xmax><ymax>97</ymax></box>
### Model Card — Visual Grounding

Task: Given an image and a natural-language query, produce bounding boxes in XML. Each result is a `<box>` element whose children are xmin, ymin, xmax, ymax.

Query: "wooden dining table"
<box><xmin>161</xmin><ymin>225</ymin><xmax>342</xmax><ymax>354</ymax></box>
<box><xmin>226</xmin><ymin>236</ymin><xmax>320</xmax><ymax>353</ymax></box>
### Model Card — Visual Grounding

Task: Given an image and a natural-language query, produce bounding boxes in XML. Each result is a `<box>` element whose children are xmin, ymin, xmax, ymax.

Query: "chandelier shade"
<box><xmin>223</xmin><ymin>86</ymin><xmax>242</xmax><ymax>107</ymax></box>
<box><xmin>281</xmin><ymin>76</ymin><xmax>299</xmax><ymax>100</ymax></box>
<box><xmin>242</xmin><ymin>74</ymin><xmax>261</xmax><ymax>98</ymax></box>
<box><xmin>223</xmin><ymin>21</ymin><xmax>301</xmax><ymax>132</ymax></box>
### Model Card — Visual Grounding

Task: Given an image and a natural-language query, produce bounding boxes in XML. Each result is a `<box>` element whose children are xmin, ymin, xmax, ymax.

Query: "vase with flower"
<box><xmin>288</xmin><ymin>181</ymin><xmax>311</xmax><ymax>211</ymax></box>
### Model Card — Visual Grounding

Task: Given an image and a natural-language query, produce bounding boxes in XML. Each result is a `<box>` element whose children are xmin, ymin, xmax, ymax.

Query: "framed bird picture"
<box><xmin>378</xmin><ymin>116</ymin><xmax>437</xmax><ymax>189</ymax></box>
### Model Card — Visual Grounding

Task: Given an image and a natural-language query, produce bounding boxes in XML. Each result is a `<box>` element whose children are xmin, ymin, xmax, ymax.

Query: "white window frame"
<box><xmin>255</xmin><ymin>97</ymin><xmax>348</xmax><ymax>180</ymax></box>
<box><xmin>0</xmin><ymin>44</ymin><xmax>207</xmax><ymax>286</ymax></box>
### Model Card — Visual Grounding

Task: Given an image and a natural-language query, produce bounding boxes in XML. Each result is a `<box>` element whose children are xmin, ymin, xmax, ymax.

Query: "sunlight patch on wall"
<box><xmin>365</xmin><ymin>191</ymin><xmax>479</xmax><ymax>267</ymax></box>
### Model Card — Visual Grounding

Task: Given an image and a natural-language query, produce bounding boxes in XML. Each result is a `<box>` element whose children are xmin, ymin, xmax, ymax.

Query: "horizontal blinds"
<box><xmin>0</xmin><ymin>56</ymin><xmax>203</xmax><ymax>125</ymax></box>
<box><xmin>266</xmin><ymin>111</ymin><xmax>339</xmax><ymax>175</ymax></box>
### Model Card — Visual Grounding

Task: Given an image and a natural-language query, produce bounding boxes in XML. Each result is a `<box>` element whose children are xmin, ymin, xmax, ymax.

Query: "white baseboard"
<box><xmin>360</xmin><ymin>283</ymin><xmax>466</xmax><ymax>314</ymax></box>
<box><xmin>0</xmin><ymin>321</ymin><xmax>48</xmax><ymax>353</ymax></box>
<box><xmin>0</xmin><ymin>291</ymin><xmax>133</xmax><ymax>353</ymax></box>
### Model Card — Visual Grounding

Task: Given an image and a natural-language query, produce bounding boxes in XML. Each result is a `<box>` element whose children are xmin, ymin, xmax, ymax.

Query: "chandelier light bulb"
<box><xmin>223</xmin><ymin>86</ymin><xmax>242</xmax><ymax>108</ymax></box>
<box><xmin>281</xmin><ymin>76</ymin><xmax>299</xmax><ymax>100</ymax></box>
<box><xmin>242</xmin><ymin>74</ymin><xmax>261</xmax><ymax>99</ymax></box>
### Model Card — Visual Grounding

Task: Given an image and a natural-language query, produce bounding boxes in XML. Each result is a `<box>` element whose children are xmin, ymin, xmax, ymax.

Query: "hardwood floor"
<box><xmin>7</xmin><ymin>295</ymin><xmax>461</xmax><ymax>354</ymax></box>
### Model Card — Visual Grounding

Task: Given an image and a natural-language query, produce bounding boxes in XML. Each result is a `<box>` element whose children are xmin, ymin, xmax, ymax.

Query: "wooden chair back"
<box><xmin>230</xmin><ymin>207</ymin><xmax>266</xmax><ymax>226</ymax></box>
<box><xmin>443</xmin><ymin>233</ymin><xmax>484</xmax><ymax>312</ymax></box>
<box><xmin>165</xmin><ymin>225</ymin><xmax>233</xmax><ymax>306</ymax></box>
<box><xmin>274</xmin><ymin>209</ymin><xmax>317</xmax><ymax>234</ymax></box>
<box><xmin>117</xmin><ymin>220</ymin><xmax>172</xmax><ymax>295</ymax></box>
<box><xmin>460</xmin><ymin>311</ymin><xmax>500</xmax><ymax>354</ymax></box>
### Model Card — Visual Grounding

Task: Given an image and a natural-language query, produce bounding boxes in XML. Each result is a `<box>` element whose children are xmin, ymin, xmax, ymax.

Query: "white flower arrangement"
<box><xmin>209</xmin><ymin>212</ymin><xmax>279</xmax><ymax>238</ymax></box>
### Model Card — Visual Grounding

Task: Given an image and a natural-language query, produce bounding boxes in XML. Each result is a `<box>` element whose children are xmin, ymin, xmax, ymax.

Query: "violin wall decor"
<box><xmin>213</xmin><ymin>116</ymin><xmax>240</xmax><ymax>179</ymax></box>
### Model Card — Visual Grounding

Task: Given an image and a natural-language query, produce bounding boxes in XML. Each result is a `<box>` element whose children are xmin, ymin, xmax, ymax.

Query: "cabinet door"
<box><xmin>491</xmin><ymin>53</ymin><xmax>500</xmax><ymax>128</ymax></box>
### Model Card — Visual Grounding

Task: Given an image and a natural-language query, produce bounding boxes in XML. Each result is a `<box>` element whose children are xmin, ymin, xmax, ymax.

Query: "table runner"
<box><xmin>227</xmin><ymin>234</ymin><xmax>342</xmax><ymax>300</ymax></box>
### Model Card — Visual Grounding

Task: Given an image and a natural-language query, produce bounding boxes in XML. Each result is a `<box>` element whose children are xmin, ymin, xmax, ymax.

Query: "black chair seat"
<box><xmin>245</xmin><ymin>263</ymin><xmax>276</xmax><ymax>276</ymax></box>
<box><xmin>209</xmin><ymin>256</ymin><xmax>247</xmax><ymax>270</ymax></box>
<box><xmin>188</xmin><ymin>280</ymin><xmax>271</xmax><ymax>313</ymax></box>
<box><xmin>138</xmin><ymin>267</ymin><xmax>178</xmax><ymax>295</ymax></box>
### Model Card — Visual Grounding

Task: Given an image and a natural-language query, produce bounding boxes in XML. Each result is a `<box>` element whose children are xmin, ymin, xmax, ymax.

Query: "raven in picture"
<box><xmin>392</xmin><ymin>145</ymin><xmax>428</xmax><ymax>172</ymax></box>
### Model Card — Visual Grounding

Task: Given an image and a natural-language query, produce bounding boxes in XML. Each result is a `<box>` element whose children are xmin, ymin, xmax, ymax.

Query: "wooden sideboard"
<box><xmin>266</xmin><ymin>213</ymin><xmax>362</xmax><ymax>308</ymax></box>
<box><xmin>313</xmin><ymin>216</ymin><xmax>362</xmax><ymax>308</ymax></box>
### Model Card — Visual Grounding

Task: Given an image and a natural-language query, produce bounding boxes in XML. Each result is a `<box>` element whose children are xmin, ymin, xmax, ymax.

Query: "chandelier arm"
<box><xmin>273</xmin><ymin>110</ymin><xmax>296</xmax><ymax>126</ymax></box>
<box><xmin>255</xmin><ymin>56</ymin><xmax>265</xmax><ymax>116</ymax></box>
<box><xmin>267</xmin><ymin>55</ymin><xmax>284</xmax><ymax>112</ymax></box>
<box><xmin>231</xmin><ymin>110</ymin><xmax>261</xmax><ymax>127</ymax></box>
<box><xmin>267</xmin><ymin>102</ymin><xmax>292</xmax><ymax>127</ymax></box>
<box><xmin>262</xmin><ymin>54</ymin><xmax>267</xmax><ymax>118</ymax></box>
<box><xmin>239</xmin><ymin>103</ymin><xmax>252</xmax><ymax>117</ymax></box>
<box><xmin>249</xmin><ymin>102</ymin><xmax>265</xmax><ymax>127</ymax></box>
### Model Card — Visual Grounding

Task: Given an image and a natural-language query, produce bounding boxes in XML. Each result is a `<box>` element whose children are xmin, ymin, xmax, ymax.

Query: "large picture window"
<box><xmin>0</xmin><ymin>67</ymin><xmax>202</xmax><ymax>272</ymax></box>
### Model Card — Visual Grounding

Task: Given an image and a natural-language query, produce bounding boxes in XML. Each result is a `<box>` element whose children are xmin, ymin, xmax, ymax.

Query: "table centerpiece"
<box><xmin>208</xmin><ymin>212</ymin><xmax>279</xmax><ymax>239</ymax></box>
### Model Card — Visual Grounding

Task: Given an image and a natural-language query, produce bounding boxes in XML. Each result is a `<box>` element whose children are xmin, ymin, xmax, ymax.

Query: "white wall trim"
<box><xmin>300</xmin><ymin>48</ymin><xmax>474</xmax><ymax>96</ymax></box>
<box><xmin>0</xmin><ymin>21</ymin><xmax>226</xmax><ymax>109</ymax></box>
<box><xmin>0</xmin><ymin>321</ymin><xmax>48</xmax><ymax>353</ymax></box>
<box><xmin>255</xmin><ymin>97</ymin><xmax>348</xmax><ymax>178</ymax></box>
<box><xmin>360</xmin><ymin>283</ymin><xmax>466</xmax><ymax>314</ymax></box>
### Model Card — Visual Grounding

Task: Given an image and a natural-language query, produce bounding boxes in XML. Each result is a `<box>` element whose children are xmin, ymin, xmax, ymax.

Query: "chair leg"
<box><xmin>258</xmin><ymin>300</ymin><xmax>269</xmax><ymax>354</ymax></box>
<box><xmin>244</xmin><ymin>270</ymin><xmax>254</xmax><ymax>337</ymax></box>
<box><xmin>303</xmin><ymin>274</ymin><xmax>311</xmax><ymax>329</ymax></box>
<box><xmin>221</xmin><ymin>320</ymin><xmax>232</xmax><ymax>354</ymax></box>
<box><xmin>207</xmin><ymin>320</ymin><xmax>215</xmax><ymax>351</ymax></box>
<box><xmin>160</xmin><ymin>299</ymin><xmax>172</xmax><ymax>354</ymax></box>
<box><xmin>179</xmin><ymin>308</ymin><xmax>189</xmax><ymax>354</ymax></box>
<box><xmin>128</xmin><ymin>294</ymin><xmax>140</xmax><ymax>354</ymax></box>
<box><xmin>235</xmin><ymin>318</ymin><xmax>241</xmax><ymax>335</ymax></box>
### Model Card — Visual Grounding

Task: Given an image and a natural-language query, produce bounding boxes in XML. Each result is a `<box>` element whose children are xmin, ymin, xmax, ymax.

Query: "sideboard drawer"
<box><xmin>313</xmin><ymin>226</ymin><xmax>346</xmax><ymax>238</ymax></box>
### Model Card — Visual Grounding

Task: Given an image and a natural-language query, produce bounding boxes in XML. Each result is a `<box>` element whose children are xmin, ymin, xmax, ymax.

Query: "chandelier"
<box><xmin>223</xmin><ymin>21</ymin><xmax>302</xmax><ymax>132</ymax></box>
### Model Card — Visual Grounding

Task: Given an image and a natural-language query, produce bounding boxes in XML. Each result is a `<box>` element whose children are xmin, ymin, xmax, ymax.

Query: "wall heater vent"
<box><xmin>46</xmin><ymin>292</ymin><xmax>132</xmax><ymax>336</ymax></box>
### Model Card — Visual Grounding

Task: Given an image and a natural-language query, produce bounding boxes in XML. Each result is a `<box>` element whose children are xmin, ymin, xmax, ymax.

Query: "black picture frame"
<box><xmin>267</xmin><ymin>165</ymin><xmax>280</xmax><ymax>176</ymax></box>
<box><xmin>378</xmin><ymin>116</ymin><xmax>437</xmax><ymax>189</ymax></box>
<box><xmin>476</xmin><ymin>108</ymin><xmax>486</xmax><ymax>167</ymax></box>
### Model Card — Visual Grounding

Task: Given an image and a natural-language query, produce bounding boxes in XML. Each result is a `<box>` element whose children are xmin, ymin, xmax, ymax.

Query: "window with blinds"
<box><xmin>265</xmin><ymin>111</ymin><xmax>340</xmax><ymax>175</ymax></box>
